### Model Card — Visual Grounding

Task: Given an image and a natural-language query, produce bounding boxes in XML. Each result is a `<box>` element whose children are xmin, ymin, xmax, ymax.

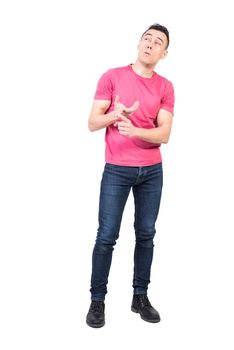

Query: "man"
<box><xmin>86</xmin><ymin>23</ymin><xmax>175</xmax><ymax>328</ymax></box>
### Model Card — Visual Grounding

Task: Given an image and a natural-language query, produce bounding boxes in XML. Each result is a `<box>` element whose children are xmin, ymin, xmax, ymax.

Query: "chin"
<box><xmin>143</xmin><ymin>61</ymin><xmax>154</xmax><ymax>68</ymax></box>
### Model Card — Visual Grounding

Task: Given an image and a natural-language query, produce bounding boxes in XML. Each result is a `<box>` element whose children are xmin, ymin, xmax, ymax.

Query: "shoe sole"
<box><xmin>86</xmin><ymin>320</ymin><xmax>105</xmax><ymax>328</ymax></box>
<box><xmin>131</xmin><ymin>307</ymin><xmax>161</xmax><ymax>323</ymax></box>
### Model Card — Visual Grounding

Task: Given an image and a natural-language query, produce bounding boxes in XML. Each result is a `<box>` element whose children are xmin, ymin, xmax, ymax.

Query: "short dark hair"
<box><xmin>142</xmin><ymin>23</ymin><xmax>170</xmax><ymax>49</ymax></box>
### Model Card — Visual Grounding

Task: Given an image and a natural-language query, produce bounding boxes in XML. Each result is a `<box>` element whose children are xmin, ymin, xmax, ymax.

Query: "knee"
<box><xmin>94</xmin><ymin>241</ymin><xmax>115</xmax><ymax>254</ymax></box>
<box><xmin>135</xmin><ymin>230</ymin><xmax>155</xmax><ymax>248</ymax></box>
<box><xmin>96</xmin><ymin>226</ymin><xmax>119</xmax><ymax>247</ymax></box>
<box><xmin>136</xmin><ymin>239</ymin><xmax>154</xmax><ymax>249</ymax></box>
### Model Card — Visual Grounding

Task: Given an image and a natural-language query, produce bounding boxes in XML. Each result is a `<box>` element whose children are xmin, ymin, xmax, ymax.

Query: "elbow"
<box><xmin>162</xmin><ymin>138</ymin><xmax>169</xmax><ymax>144</ymax></box>
<box><xmin>88</xmin><ymin>120</ymin><xmax>96</xmax><ymax>132</ymax></box>
<box><xmin>88</xmin><ymin>125</ymin><xmax>95</xmax><ymax>132</ymax></box>
<box><xmin>161</xmin><ymin>134</ymin><xmax>170</xmax><ymax>144</ymax></box>
<box><xmin>88</xmin><ymin>115</ymin><xmax>100</xmax><ymax>132</ymax></box>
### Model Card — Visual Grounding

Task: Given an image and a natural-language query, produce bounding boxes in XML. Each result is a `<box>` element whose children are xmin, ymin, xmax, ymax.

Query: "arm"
<box><xmin>88</xmin><ymin>95</ymin><xmax>140</xmax><ymax>132</ymax></box>
<box><xmin>117</xmin><ymin>108</ymin><xmax>173</xmax><ymax>144</ymax></box>
<box><xmin>88</xmin><ymin>100</ymin><xmax>116</xmax><ymax>132</ymax></box>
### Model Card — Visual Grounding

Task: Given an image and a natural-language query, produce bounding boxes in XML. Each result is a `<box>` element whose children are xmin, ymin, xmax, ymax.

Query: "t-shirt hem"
<box><xmin>105</xmin><ymin>158</ymin><xmax>162</xmax><ymax>167</ymax></box>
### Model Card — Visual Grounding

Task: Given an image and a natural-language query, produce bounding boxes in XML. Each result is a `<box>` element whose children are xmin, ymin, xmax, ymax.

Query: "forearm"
<box><xmin>88</xmin><ymin>111</ymin><xmax>117</xmax><ymax>132</ymax></box>
<box><xmin>134</xmin><ymin>127</ymin><xmax>170</xmax><ymax>144</ymax></box>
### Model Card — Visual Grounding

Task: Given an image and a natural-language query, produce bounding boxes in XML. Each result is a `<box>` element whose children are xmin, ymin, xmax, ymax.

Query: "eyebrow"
<box><xmin>144</xmin><ymin>33</ymin><xmax>164</xmax><ymax>44</ymax></box>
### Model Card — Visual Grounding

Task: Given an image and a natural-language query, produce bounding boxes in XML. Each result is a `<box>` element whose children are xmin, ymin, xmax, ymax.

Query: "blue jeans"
<box><xmin>90</xmin><ymin>162</ymin><xmax>163</xmax><ymax>301</ymax></box>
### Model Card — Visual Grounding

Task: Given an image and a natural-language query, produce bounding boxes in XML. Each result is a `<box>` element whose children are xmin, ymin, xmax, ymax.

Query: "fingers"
<box><xmin>117</xmin><ymin>115</ymin><xmax>128</xmax><ymax>123</ymax></box>
<box><xmin>114</xmin><ymin>95</ymin><xmax>120</xmax><ymax>105</ymax></box>
<box><xmin>117</xmin><ymin>122</ymin><xmax>128</xmax><ymax>134</ymax></box>
<box><xmin>114</xmin><ymin>95</ymin><xmax>140</xmax><ymax>116</ymax></box>
<box><xmin>114</xmin><ymin>115</ymin><xmax>129</xmax><ymax>127</ymax></box>
<box><xmin>123</xmin><ymin>100</ymin><xmax>140</xmax><ymax>114</ymax></box>
<box><xmin>132</xmin><ymin>100</ymin><xmax>139</xmax><ymax>111</ymax></box>
<box><xmin>115</xmin><ymin>116</ymin><xmax>130</xmax><ymax>130</ymax></box>
<box><xmin>117</xmin><ymin>118</ymin><xmax>134</xmax><ymax>137</ymax></box>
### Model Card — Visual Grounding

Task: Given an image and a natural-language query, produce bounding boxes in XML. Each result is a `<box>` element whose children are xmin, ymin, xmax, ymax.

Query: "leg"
<box><xmin>132</xmin><ymin>163</ymin><xmax>163</xmax><ymax>295</ymax></box>
<box><xmin>90</xmin><ymin>163</ymin><xmax>132</xmax><ymax>301</ymax></box>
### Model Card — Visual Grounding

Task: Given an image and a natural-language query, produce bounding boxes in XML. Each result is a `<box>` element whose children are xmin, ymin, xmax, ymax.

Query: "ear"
<box><xmin>161</xmin><ymin>49</ymin><xmax>168</xmax><ymax>60</ymax></box>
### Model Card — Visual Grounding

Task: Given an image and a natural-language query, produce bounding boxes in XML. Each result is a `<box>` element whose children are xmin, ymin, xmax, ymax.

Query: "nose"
<box><xmin>146</xmin><ymin>42</ymin><xmax>152</xmax><ymax>49</ymax></box>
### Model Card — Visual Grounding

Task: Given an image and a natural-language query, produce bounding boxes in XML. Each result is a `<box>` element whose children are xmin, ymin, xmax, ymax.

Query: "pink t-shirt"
<box><xmin>94</xmin><ymin>65</ymin><xmax>174</xmax><ymax>166</ymax></box>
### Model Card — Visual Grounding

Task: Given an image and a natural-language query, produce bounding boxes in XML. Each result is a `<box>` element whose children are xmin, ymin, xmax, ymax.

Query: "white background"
<box><xmin>0</xmin><ymin>0</ymin><xmax>233</xmax><ymax>349</ymax></box>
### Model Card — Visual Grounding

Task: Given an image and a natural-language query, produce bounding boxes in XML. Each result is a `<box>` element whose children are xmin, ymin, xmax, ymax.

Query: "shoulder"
<box><xmin>156</xmin><ymin>73</ymin><xmax>174</xmax><ymax>89</ymax></box>
<box><xmin>102</xmin><ymin>65</ymin><xmax>130</xmax><ymax>78</ymax></box>
<box><xmin>98</xmin><ymin>66</ymin><xmax>131</xmax><ymax>87</ymax></box>
<box><xmin>155</xmin><ymin>73</ymin><xmax>174</xmax><ymax>100</ymax></box>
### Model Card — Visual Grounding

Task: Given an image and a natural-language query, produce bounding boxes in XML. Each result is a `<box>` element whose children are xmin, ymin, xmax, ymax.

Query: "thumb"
<box><xmin>132</xmin><ymin>100</ymin><xmax>140</xmax><ymax>111</ymax></box>
<box><xmin>114</xmin><ymin>95</ymin><xmax>120</xmax><ymax>105</ymax></box>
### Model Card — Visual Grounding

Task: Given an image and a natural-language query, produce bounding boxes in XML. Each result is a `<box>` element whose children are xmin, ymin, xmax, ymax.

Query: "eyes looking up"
<box><xmin>142</xmin><ymin>34</ymin><xmax>164</xmax><ymax>48</ymax></box>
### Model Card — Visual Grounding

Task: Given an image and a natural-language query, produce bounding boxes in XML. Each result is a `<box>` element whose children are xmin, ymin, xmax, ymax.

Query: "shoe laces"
<box><xmin>90</xmin><ymin>301</ymin><xmax>104</xmax><ymax>313</ymax></box>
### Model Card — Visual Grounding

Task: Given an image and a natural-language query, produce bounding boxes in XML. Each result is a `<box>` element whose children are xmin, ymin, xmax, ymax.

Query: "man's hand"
<box><xmin>114</xmin><ymin>95</ymin><xmax>139</xmax><ymax>118</ymax></box>
<box><xmin>116</xmin><ymin>115</ymin><xmax>136</xmax><ymax>138</ymax></box>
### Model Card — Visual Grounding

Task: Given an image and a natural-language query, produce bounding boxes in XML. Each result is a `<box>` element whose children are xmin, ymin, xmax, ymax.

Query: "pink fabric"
<box><xmin>94</xmin><ymin>65</ymin><xmax>174</xmax><ymax>166</ymax></box>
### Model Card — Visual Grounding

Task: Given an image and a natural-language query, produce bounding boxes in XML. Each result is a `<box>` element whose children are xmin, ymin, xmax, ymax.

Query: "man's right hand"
<box><xmin>114</xmin><ymin>95</ymin><xmax>139</xmax><ymax>118</ymax></box>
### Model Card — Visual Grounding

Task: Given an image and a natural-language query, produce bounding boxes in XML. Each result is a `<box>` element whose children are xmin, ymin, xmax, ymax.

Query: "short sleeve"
<box><xmin>160</xmin><ymin>81</ymin><xmax>175</xmax><ymax>114</ymax></box>
<box><xmin>94</xmin><ymin>70</ymin><xmax>113</xmax><ymax>100</ymax></box>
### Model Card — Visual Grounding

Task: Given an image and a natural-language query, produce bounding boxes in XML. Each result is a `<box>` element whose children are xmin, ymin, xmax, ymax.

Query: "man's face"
<box><xmin>137</xmin><ymin>29</ymin><xmax>168</xmax><ymax>66</ymax></box>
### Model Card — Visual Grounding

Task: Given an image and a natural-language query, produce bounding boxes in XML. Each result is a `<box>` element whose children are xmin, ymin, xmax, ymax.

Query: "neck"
<box><xmin>131</xmin><ymin>61</ymin><xmax>155</xmax><ymax>78</ymax></box>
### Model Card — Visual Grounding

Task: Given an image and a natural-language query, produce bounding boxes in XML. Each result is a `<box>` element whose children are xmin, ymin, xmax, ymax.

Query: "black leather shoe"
<box><xmin>86</xmin><ymin>301</ymin><xmax>105</xmax><ymax>328</ymax></box>
<box><xmin>131</xmin><ymin>294</ymin><xmax>160</xmax><ymax>323</ymax></box>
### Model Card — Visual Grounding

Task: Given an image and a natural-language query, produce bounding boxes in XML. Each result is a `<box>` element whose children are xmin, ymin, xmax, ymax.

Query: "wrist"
<box><xmin>133</xmin><ymin>126</ymin><xmax>140</xmax><ymax>138</ymax></box>
<box><xmin>108</xmin><ymin>111</ymin><xmax>118</xmax><ymax>124</ymax></box>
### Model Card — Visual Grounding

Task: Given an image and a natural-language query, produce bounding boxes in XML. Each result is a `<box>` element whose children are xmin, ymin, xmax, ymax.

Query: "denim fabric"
<box><xmin>90</xmin><ymin>162</ymin><xmax>163</xmax><ymax>301</ymax></box>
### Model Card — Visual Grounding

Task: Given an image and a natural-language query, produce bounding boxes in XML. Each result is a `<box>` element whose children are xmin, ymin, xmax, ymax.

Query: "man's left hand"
<box><xmin>116</xmin><ymin>116</ymin><xmax>136</xmax><ymax>137</ymax></box>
